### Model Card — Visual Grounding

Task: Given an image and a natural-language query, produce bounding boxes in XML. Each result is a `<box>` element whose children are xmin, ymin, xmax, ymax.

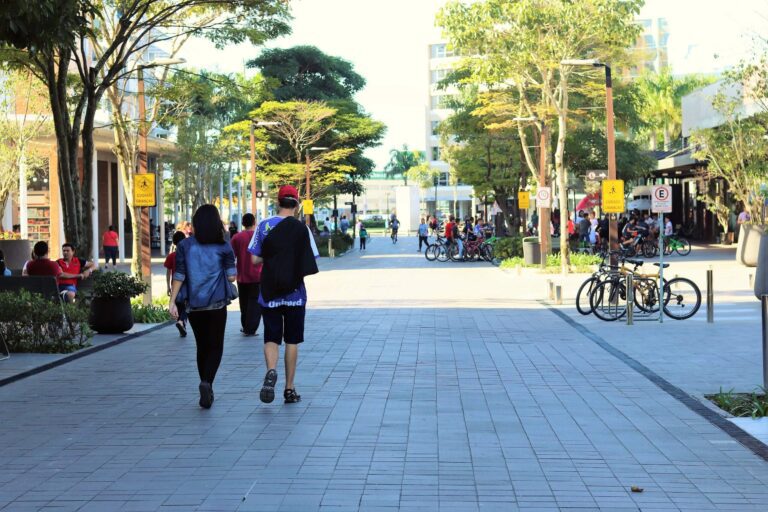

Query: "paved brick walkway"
<box><xmin>2</xmin><ymin>236</ymin><xmax>768</xmax><ymax>511</ymax></box>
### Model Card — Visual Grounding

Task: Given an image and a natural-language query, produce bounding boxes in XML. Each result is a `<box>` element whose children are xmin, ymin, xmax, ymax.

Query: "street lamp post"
<box><xmin>137</xmin><ymin>57</ymin><xmax>185</xmax><ymax>305</ymax></box>
<box><xmin>513</xmin><ymin>116</ymin><xmax>549</xmax><ymax>268</ymax></box>
<box><xmin>561</xmin><ymin>59</ymin><xmax>618</xmax><ymax>257</ymax></box>
<box><xmin>305</xmin><ymin>146</ymin><xmax>328</xmax><ymax>226</ymax></box>
<box><xmin>250</xmin><ymin>121</ymin><xmax>280</xmax><ymax>219</ymax></box>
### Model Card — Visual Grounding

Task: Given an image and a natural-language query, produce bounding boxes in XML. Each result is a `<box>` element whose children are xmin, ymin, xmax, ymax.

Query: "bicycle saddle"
<box><xmin>625</xmin><ymin>258</ymin><xmax>643</xmax><ymax>266</ymax></box>
<box><xmin>652</xmin><ymin>262</ymin><xmax>670</xmax><ymax>268</ymax></box>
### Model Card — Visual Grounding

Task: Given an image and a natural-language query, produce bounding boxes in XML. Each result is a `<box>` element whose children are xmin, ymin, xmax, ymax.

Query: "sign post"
<box><xmin>652</xmin><ymin>185</ymin><xmax>672</xmax><ymax>324</ymax></box>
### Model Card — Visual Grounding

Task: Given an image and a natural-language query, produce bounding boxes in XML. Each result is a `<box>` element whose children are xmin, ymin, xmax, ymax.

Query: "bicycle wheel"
<box><xmin>675</xmin><ymin>238</ymin><xmax>691</xmax><ymax>256</ymax></box>
<box><xmin>425</xmin><ymin>244</ymin><xmax>438</xmax><ymax>261</ymax></box>
<box><xmin>576</xmin><ymin>276</ymin><xmax>599</xmax><ymax>315</ymax></box>
<box><xmin>663</xmin><ymin>277</ymin><xmax>701</xmax><ymax>320</ymax></box>
<box><xmin>481</xmin><ymin>243</ymin><xmax>494</xmax><ymax>262</ymax></box>
<box><xmin>436</xmin><ymin>244</ymin><xmax>449</xmax><ymax>262</ymax></box>
<box><xmin>641</xmin><ymin>240</ymin><xmax>657</xmax><ymax>258</ymax></box>
<box><xmin>590</xmin><ymin>279</ymin><xmax>627</xmax><ymax>321</ymax></box>
<box><xmin>448</xmin><ymin>243</ymin><xmax>461</xmax><ymax>262</ymax></box>
<box><xmin>633</xmin><ymin>278</ymin><xmax>660</xmax><ymax>313</ymax></box>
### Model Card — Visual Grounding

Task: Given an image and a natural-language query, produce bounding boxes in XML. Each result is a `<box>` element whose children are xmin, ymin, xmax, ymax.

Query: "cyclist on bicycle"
<box><xmin>663</xmin><ymin>216</ymin><xmax>673</xmax><ymax>236</ymax></box>
<box><xmin>621</xmin><ymin>216</ymin><xmax>640</xmax><ymax>249</ymax></box>
<box><xmin>390</xmin><ymin>215</ymin><xmax>400</xmax><ymax>243</ymax></box>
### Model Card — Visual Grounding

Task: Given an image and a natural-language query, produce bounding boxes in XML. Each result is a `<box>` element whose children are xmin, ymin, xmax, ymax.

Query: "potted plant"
<box><xmin>89</xmin><ymin>271</ymin><xmax>147</xmax><ymax>334</ymax></box>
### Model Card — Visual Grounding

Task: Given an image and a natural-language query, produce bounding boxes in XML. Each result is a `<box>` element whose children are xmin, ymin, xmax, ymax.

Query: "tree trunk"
<box><xmin>130</xmin><ymin>206</ymin><xmax>142</xmax><ymax>277</ymax></box>
<box><xmin>555</xmin><ymin>78</ymin><xmax>570</xmax><ymax>275</ymax></box>
<box><xmin>663</xmin><ymin>125</ymin><xmax>671</xmax><ymax>150</ymax></box>
<box><xmin>495</xmin><ymin>195</ymin><xmax>514</xmax><ymax>235</ymax></box>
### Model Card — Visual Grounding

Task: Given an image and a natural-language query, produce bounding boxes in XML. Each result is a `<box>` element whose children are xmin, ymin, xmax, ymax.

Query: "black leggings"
<box><xmin>360</xmin><ymin>237</ymin><xmax>366</xmax><ymax>249</ymax></box>
<box><xmin>418</xmin><ymin>236</ymin><xmax>429</xmax><ymax>250</ymax></box>
<box><xmin>188</xmin><ymin>307</ymin><xmax>227</xmax><ymax>384</ymax></box>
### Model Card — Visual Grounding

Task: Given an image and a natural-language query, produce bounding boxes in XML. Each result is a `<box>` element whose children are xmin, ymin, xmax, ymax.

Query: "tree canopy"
<box><xmin>249</xmin><ymin>45</ymin><xmax>366</xmax><ymax>102</ymax></box>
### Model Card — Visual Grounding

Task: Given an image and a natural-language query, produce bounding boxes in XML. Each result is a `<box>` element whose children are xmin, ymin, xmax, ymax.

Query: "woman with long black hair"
<box><xmin>169</xmin><ymin>204</ymin><xmax>237</xmax><ymax>409</ymax></box>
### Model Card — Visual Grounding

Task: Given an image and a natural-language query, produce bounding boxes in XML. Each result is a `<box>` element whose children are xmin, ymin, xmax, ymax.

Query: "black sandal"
<box><xmin>284</xmin><ymin>389</ymin><xmax>301</xmax><ymax>403</ymax></box>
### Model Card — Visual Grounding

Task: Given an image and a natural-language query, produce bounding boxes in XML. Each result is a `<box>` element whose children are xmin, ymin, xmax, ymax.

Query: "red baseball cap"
<box><xmin>278</xmin><ymin>185</ymin><xmax>299</xmax><ymax>201</ymax></box>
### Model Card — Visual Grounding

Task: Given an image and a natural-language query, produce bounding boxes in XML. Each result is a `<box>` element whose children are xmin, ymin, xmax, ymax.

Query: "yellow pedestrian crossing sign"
<box><xmin>601</xmin><ymin>179</ymin><xmax>624</xmax><ymax>213</ymax></box>
<box><xmin>133</xmin><ymin>173</ymin><xmax>156</xmax><ymax>207</ymax></box>
<box><xmin>518</xmin><ymin>191</ymin><xmax>530</xmax><ymax>209</ymax></box>
<box><xmin>302</xmin><ymin>199</ymin><xmax>314</xmax><ymax>215</ymax></box>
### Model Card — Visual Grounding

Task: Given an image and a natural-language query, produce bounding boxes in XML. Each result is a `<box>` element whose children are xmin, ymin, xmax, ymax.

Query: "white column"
<box><xmin>91</xmin><ymin>147</ymin><xmax>99</xmax><ymax>263</ymax></box>
<box><xmin>19</xmin><ymin>154</ymin><xmax>28</xmax><ymax>240</ymax></box>
<box><xmin>117</xmin><ymin>171</ymin><xmax>126</xmax><ymax>263</ymax></box>
<box><xmin>228</xmin><ymin>168</ymin><xmax>233</xmax><ymax>223</ymax></box>
<box><xmin>2</xmin><ymin>192</ymin><xmax>11</xmax><ymax>229</ymax></box>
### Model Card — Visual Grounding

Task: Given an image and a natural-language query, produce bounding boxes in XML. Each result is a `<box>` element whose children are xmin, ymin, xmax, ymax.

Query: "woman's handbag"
<box><xmin>226</xmin><ymin>276</ymin><xmax>239</xmax><ymax>300</ymax></box>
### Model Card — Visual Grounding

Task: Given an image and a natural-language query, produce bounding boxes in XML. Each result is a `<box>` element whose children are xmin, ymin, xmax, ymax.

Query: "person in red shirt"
<box><xmin>57</xmin><ymin>243</ymin><xmax>96</xmax><ymax>302</ymax></box>
<box><xmin>24</xmin><ymin>241</ymin><xmax>62</xmax><ymax>279</ymax></box>
<box><xmin>102</xmin><ymin>225</ymin><xmax>119</xmax><ymax>269</ymax></box>
<box><xmin>164</xmin><ymin>231</ymin><xmax>188</xmax><ymax>337</ymax></box>
<box><xmin>230</xmin><ymin>213</ymin><xmax>262</xmax><ymax>336</ymax></box>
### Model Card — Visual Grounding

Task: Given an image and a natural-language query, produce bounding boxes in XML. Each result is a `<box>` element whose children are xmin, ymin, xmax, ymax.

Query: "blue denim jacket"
<box><xmin>173</xmin><ymin>236</ymin><xmax>237</xmax><ymax>310</ymax></box>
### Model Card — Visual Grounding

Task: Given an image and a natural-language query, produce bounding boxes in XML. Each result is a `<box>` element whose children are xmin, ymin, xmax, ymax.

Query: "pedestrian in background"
<box><xmin>231</xmin><ymin>213</ymin><xmax>262</xmax><ymax>336</ymax></box>
<box><xmin>164</xmin><ymin>230</ymin><xmax>188</xmax><ymax>338</ymax></box>
<box><xmin>359</xmin><ymin>225</ymin><xmax>368</xmax><ymax>250</ymax></box>
<box><xmin>102</xmin><ymin>225</ymin><xmax>119</xmax><ymax>270</ymax></box>
<box><xmin>417</xmin><ymin>218</ymin><xmax>429</xmax><ymax>252</ymax></box>
<box><xmin>248</xmin><ymin>185</ymin><xmax>319</xmax><ymax>405</ymax></box>
<box><xmin>169</xmin><ymin>204</ymin><xmax>237</xmax><ymax>409</ymax></box>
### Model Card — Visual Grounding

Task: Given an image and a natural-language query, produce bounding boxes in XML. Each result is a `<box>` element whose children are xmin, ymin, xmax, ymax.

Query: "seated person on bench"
<box><xmin>24</xmin><ymin>241</ymin><xmax>63</xmax><ymax>281</ymax></box>
<box><xmin>56</xmin><ymin>243</ymin><xmax>96</xmax><ymax>302</ymax></box>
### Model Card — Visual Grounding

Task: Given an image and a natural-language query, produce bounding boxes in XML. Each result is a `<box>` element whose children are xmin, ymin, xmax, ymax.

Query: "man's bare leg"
<box><xmin>284</xmin><ymin>344</ymin><xmax>298</xmax><ymax>390</ymax></box>
<box><xmin>264</xmin><ymin>342</ymin><xmax>279</xmax><ymax>370</ymax></box>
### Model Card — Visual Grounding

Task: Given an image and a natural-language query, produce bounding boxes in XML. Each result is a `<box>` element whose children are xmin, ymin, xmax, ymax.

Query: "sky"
<box><xmin>177</xmin><ymin>0</ymin><xmax>768</xmax><ymax>172</ymax></box>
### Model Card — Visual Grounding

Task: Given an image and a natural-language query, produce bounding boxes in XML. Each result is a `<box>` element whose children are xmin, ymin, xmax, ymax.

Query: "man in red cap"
<box><xmin>248</xmin><ymin>185</ymin><xmax>319</xmax><ymax>404</ymax></box>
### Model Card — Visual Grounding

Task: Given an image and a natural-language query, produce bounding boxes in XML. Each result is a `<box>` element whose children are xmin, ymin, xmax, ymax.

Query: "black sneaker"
<box><xmin>240</xmin><ymin>329</ymin><xmax>256</xmax><ymax>337</ymax></box>
<box><xmin>176</xmin><ymin>322</ymin><xmax>187</xmax><ymax>338</ymax></box>
<box><xmin>199</xmin><ymin>381</ymin><xmax>213</xmax><ymax>409</ymax></box>
<box><xmin>260</xmin><ymin>369</ymin><xmax>277</xmax><ymax>403</ymax></box>
<box><xmin>284</xmin><ymin>388</ymin><xmax>301</xmax><ymax>404</ymax></box>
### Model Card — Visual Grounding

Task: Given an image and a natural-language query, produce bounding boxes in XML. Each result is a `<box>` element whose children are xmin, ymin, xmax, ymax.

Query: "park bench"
<box><xmin>0</xmin><ymin>276</ymin><xmax>65</xmax><ymax>361</ymax></box>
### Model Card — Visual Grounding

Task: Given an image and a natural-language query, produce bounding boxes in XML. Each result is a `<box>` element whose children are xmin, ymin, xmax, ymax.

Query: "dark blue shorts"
<box><xmin>262</xmin><ymin>305</ymin><xmax>306</xmax><ymax>345</ymax></box>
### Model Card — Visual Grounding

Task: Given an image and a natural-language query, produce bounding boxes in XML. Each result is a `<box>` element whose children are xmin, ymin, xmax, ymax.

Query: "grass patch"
<box><xmin>499</xmin><ymin>253</ymin><xmax>602</xmax><ymax>274</ymax></box>
<box><xmin>707</xmin><ymin>388</ymin><xmax>768</xmax><ymax>418</ymax></box>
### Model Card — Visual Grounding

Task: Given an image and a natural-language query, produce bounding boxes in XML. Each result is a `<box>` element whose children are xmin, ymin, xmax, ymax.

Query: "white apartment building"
<box><xmin>424</xmin><ymin>41</ymin><xmax>477</xmax><ymax>221</ymax></box>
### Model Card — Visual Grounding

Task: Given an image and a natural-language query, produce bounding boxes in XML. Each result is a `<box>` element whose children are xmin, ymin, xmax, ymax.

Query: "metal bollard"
<box><xmin>547</xmin><ymin>280</ymin><xmax>554</xmax><ymax>300</ymax></box>
<box><xmin>707</xmin><ymin>269</ymin><xmax>714</xmax><ymax>323</ymax></box>
<box><xmin>626</xmin><ymin>274</ymin><xmax>634</xmax><ymax>325</ymax></box>
<box><xmin>763</xmin><ymin>295</ymin><xmax>768</xmax><ymax>390</ymax></box>
<box><xmin>328</xmin><ymin>239</ymin><xmax>334</xmax><ymax>258</ymax></box>
<box><xmin>555</xmin><ymin>285</ymin><xmax>562</xmax><ymax>305</ymax></box>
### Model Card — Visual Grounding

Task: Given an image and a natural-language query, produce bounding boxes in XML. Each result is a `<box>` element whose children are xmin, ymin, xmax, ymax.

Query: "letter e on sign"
<box><xmin>651</xmin><ymin>185</ymin><xmax>672</xmax><ymax>213</ymax></box>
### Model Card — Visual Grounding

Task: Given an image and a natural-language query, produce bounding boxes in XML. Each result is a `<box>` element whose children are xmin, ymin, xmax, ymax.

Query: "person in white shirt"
<box><xmin>664</xmin><ymin>216</ymin><xmax>673</xmax><ymax>237</ymax></box>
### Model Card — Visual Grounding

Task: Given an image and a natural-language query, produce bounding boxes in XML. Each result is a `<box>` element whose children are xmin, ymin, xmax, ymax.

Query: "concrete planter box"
<box><xmin>0</xmin><ymin>239</ymin><xmax>32</xmax><ymax>271</ymax></box>
<box><xmin>737</xmin><ymin>224</ymin><xmax>764</xmax><ymax>267</ymax></box>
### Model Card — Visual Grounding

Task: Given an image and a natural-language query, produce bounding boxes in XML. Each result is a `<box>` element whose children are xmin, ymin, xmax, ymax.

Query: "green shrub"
<box><xmin>0</xmin><ymin>290</ymin><xmax>92</xmax><ymax>353</ymax></box>
<box><xmin>131</xmin><ymin>303</ymin><xmax>172</xmax><ymax>323</ymax></box>
<box><xmin>93</xmin><ymin>271</ymin><xmax>147</xmax><ymax>299</ymax></box>
<box><xmin>316</xmin><ymin>232</ymin><xmax>354</xmax><ymax>257</ymax></box>
<box><xmin>569</xmin><ymin>253</ymin><xmax>603</xmax><ymax>267</ymax></box>
<box><xmin>493</xmin><ymin>236</ymin><xmax>523</xmax><ymax>259</ymax></box>
<box><xmin>362</xmin><ymin>220</ymin><xmax>385</xmax><ymax>229</ymax></box>
<box><xmin>708</xmin><ymin>388</ymin><xmax>768</xmax><ymax>418</ymax></box>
